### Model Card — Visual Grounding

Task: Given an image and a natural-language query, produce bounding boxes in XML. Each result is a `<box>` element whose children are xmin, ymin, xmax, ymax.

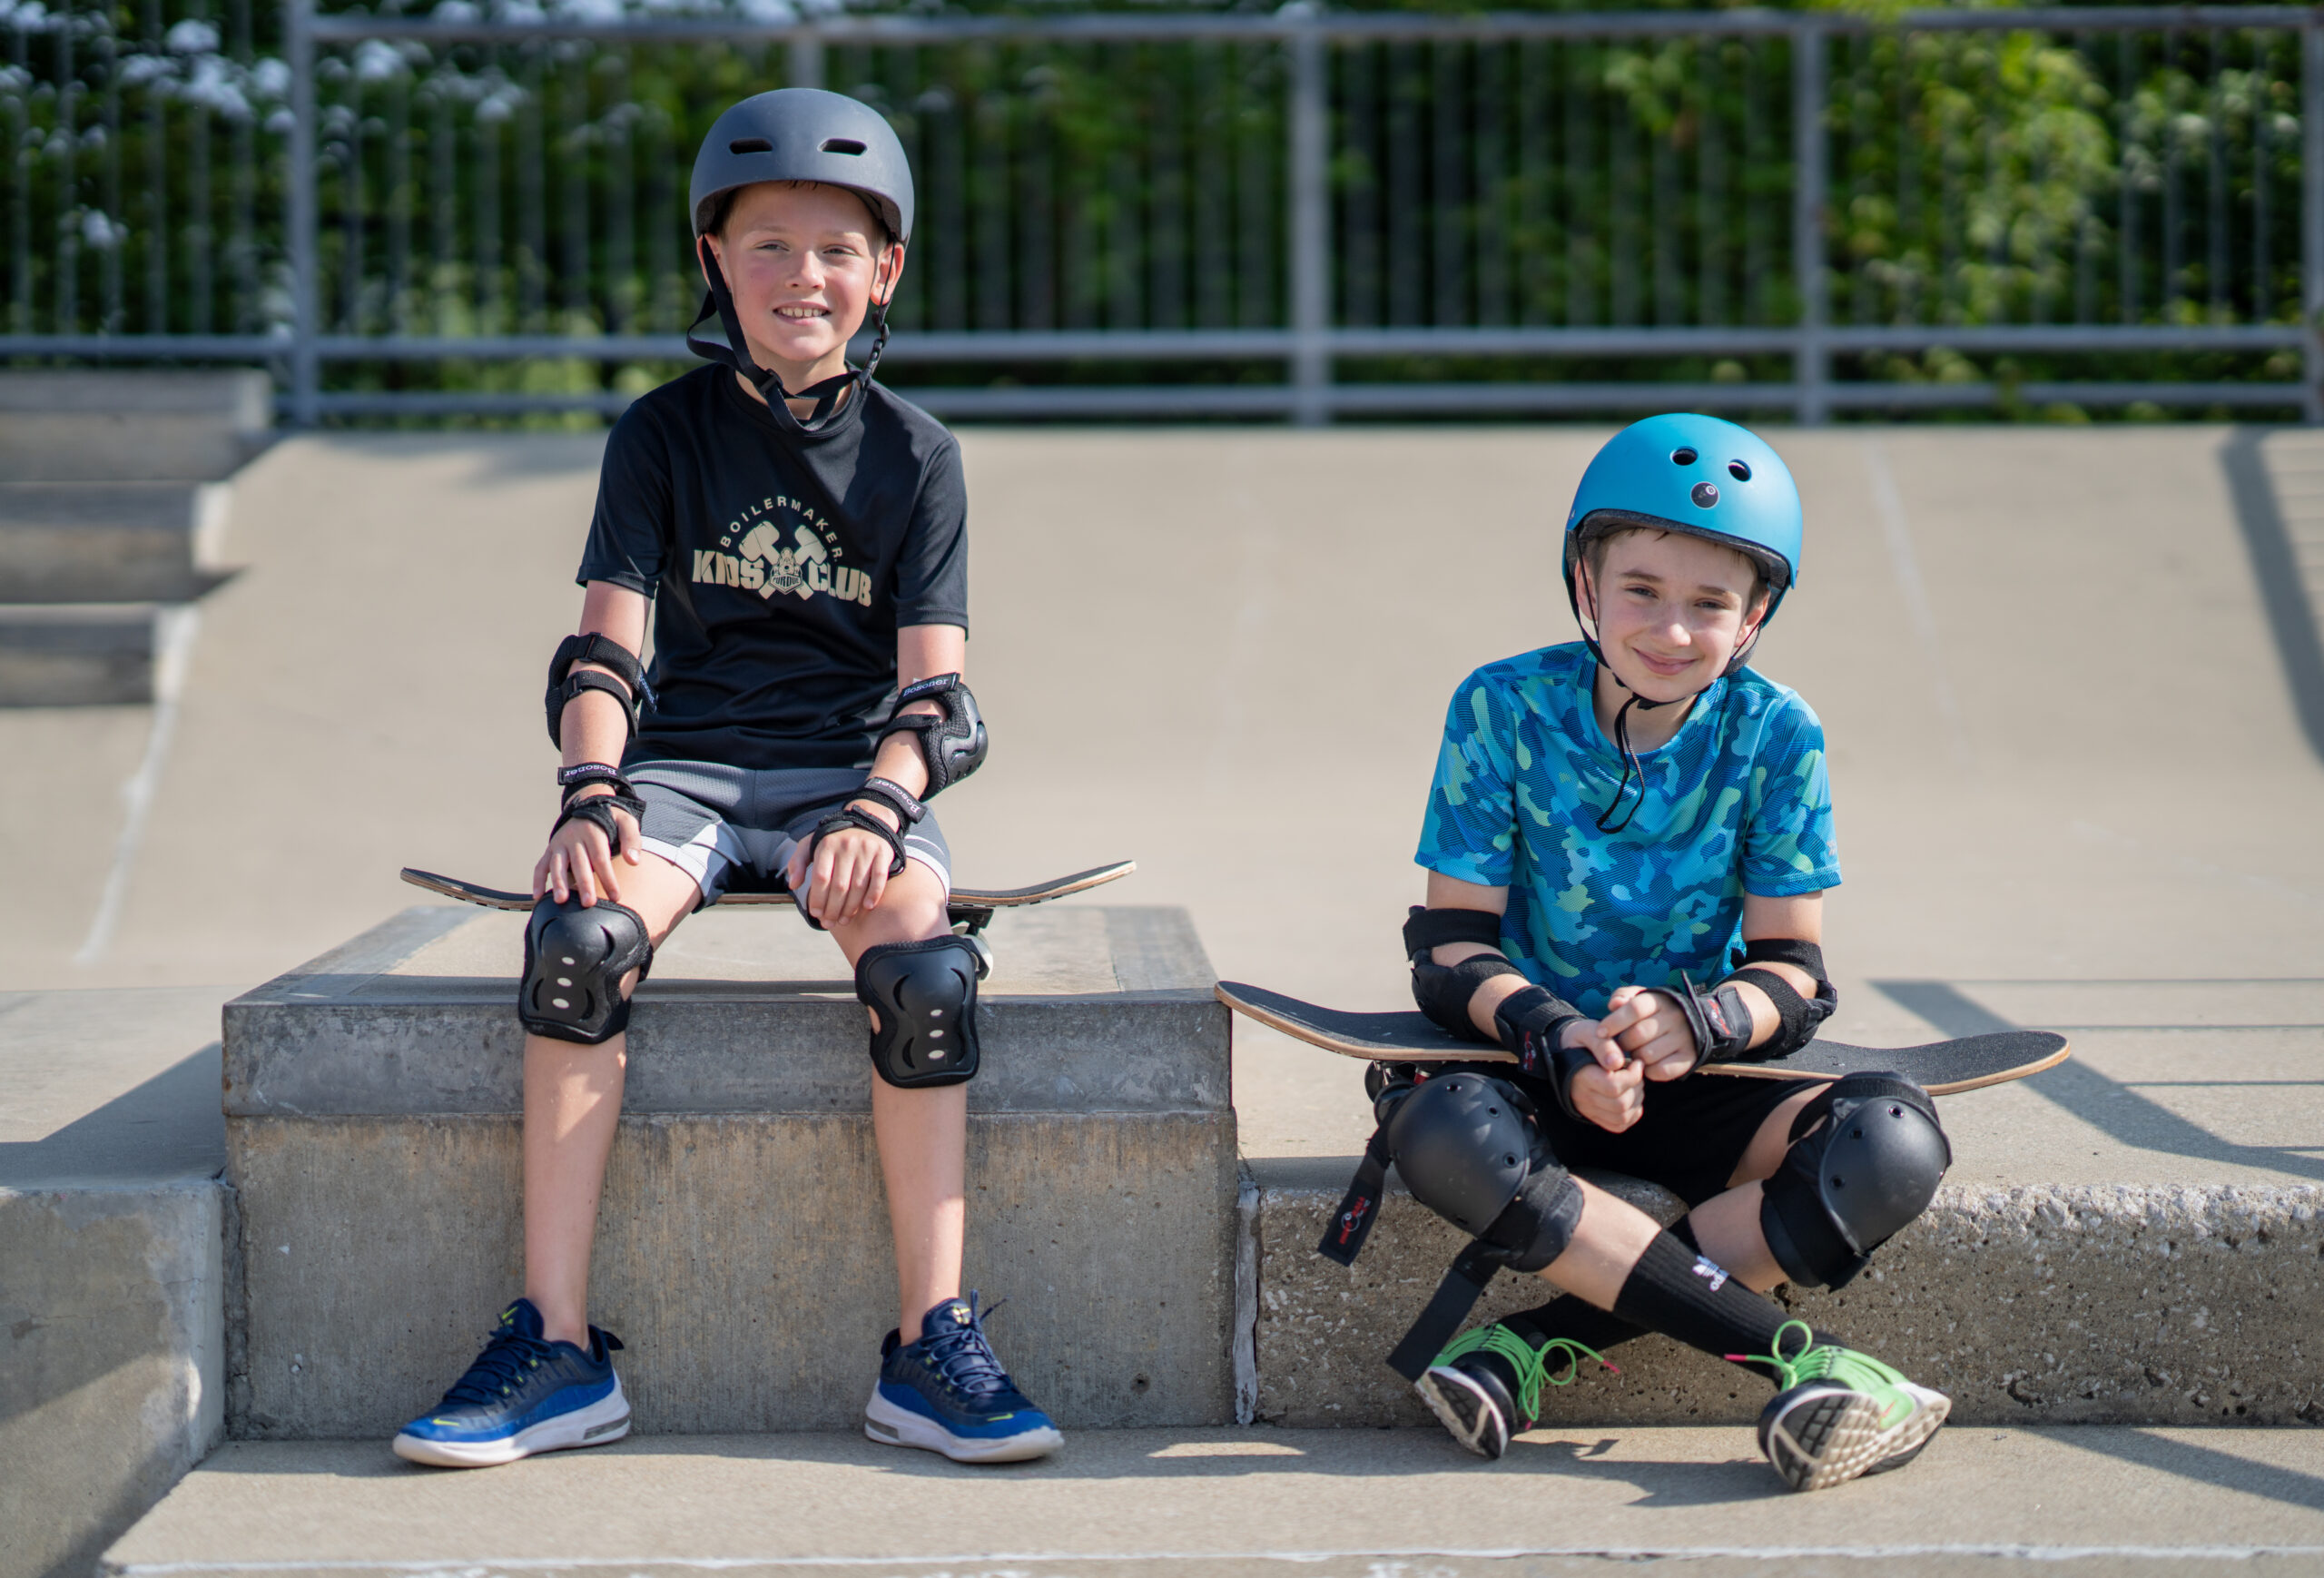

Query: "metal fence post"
<box><xmin>2304</xmin><ymin>21</ymin><xmax>2324</xmax><ymax>425</ymax></box>
<box><xmin>789</xmin><ymin>30</ymin><xmax>825</xmax><ymax>92</ymax></box>
<box><xmin>1287</xmin><ymin>15</ymin><xmax>1330</xmax><ymax>427</ymax></box>
<box><xmin>1791</xmin><ymin>19</ymin><xmax>1827</xmax><ymax>426</ymax></box>
<box><xmin>286</xmin><ymin>0</ymin><xmax>319</xmax><ymax>427</ymax></box>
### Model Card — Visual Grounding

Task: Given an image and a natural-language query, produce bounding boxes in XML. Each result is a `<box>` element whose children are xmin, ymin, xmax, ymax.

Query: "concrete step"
<box><xmin>0</xmin><ymin>603</ymin><xmax>192</xmax><ymax>706</ymax></box>
<box><xmin>0</xmin><ymin>985</ymin><xmax>234</xmax><ymax>1578</ymax></box>
<box><xmin>0</xmin><ymin>483</ymin><xmax>232</xmax><ymax>604</ymax></box>
<box><xmin>221</xmin><ymin>903</ymin><xmax>1237</xmax><ymax>1440</ymax></box>
<box><xmin>101</xmin><ymin>1426</ymin><xmax>2324</xmax><ymax>1575</ymax></box>
<box><xmin>0</xmin><ymin>370</ymin><xmax>271</xmax><ymax>482</ymax></box>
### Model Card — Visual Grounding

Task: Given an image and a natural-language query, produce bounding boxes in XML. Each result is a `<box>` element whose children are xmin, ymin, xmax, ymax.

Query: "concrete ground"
<box><xmin>103</xmin><ymin>1427</ymin><xmax>2324</xmax><ymax>1575</ymax></box>
<box><xmin>5</xmin><ymin>422</ymin><xmax>2322</xmax><ymax>1570</ymax></box>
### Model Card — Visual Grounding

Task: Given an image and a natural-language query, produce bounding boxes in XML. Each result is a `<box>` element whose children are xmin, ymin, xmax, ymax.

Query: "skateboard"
<box><xmin>400</xmin><ymin>859</ymin><xmax>1135</xmax><ymax>935</ymax></box>
<box><xmin>1215</xmin><ymin>981</ymin><xmax>2068</xmax><ymax>1096</ymax></box>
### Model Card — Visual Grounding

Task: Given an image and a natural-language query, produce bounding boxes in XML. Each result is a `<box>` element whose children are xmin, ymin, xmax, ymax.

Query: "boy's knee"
<box><xmin>519</xmin><ymin>895</ymin><xmax>654</xmax><ymax>1045</ymax></box>
<box><xmin>856</xmin><ymin>935</ymin><xmax>983</xmax><ymax>1089</ymax></box>
<box><xmin>1758</xmin><ymin>1073</ymin><xmax>1949</xmax><ymax>1289</ymax></box>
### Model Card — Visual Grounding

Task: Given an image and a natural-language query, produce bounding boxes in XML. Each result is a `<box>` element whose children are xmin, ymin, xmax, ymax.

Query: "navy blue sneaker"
<box><xmin>865</xmin><ymin>1294</ymin><xmax>1063</xmax><ymax>1463</ymax></box>
<box><xmin>391</xmin><ymin>1298</ymin><xmax>630</xmax><ymax>1468</ymax></box>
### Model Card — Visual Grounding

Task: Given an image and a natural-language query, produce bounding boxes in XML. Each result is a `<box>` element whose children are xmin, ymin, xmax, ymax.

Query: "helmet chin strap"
<box><xmin>1569</xmin><ymin>562</ymin><xmax>1764</xmax><ymax>835</ymax></box>
<box><xmin>686</xmin><ymin>237</ymin><xmax>896</xmax><ymax>437</ymax></box>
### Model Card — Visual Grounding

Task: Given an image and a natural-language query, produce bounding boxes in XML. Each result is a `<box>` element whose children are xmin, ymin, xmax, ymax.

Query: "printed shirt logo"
<box><xmin>693</xmin><ymin>494</ymin><xmax>872</xmax><ymax>608</ymax></box>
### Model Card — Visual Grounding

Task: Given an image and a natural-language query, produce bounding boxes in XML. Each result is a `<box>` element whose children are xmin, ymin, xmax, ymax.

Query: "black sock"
<box><xmin>1610</xmin><ymin>1228</ymin><xmax>1832</xmax><ymax>1387</ymax></box>
<box><xmin>1502</xmin><ymin>1216</ymin><xmax>1699</xmax><ymax>1360</ymax></box>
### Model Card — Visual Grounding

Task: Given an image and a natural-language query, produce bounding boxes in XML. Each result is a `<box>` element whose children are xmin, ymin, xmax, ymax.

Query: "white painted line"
<box><xmin>1862</xmin><ymin>439</ymin><xmax>1974</xmax><ymax>773</ymax></box>
<box><xmin>105</xmin><ymin>1543</ymin><xmax>2324</xmax><ymax>1574</ymax></box>
<box><xmin>73</xmin><ymin>604</ymin><xmax>202</xmax><ymax>968</ymax></box>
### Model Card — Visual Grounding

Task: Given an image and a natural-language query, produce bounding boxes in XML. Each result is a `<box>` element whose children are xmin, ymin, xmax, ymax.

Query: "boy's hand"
<box><xmin>1600</xmin><ymin>984</ymin><xmax>1701</xmax><ymax>1081</ymax></box>
<box><xmin>1561</xmin><ymin>1017</ymin><xmax>1645</xmax><ymax>1132</ymax></box>
<box><xmin>534</xmin><ymin>790</ymin><xmax>642</xmax><ymax>908</ymax></box>
<box><xmin>784</xmin><ymin>801</ymin><xmax>901</xmax><ymax>928</ymax></box>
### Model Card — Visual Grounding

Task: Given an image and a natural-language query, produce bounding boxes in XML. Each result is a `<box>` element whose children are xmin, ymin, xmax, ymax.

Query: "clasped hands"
<box><xmin>1555</xmin><ymin>984</ymin><xmax>1702</xmax><ymax>1133</ymax></box>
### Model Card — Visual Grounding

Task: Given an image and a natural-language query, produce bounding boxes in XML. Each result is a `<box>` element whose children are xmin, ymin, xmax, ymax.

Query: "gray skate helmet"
<box><xmin>685</xmin><ymin>89</ymin><xmax>913</xmax><ymax>437</ymax></box>
<box><xmin>689</xmin><ymin>88</ymin><xmax>914</xmax><ymax>244</ymax></box>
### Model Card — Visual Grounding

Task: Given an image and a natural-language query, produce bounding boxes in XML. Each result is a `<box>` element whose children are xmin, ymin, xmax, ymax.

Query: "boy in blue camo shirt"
<box><xmin>1371</xmin><ymin>415</ymin><xmax>1953</xmax><ymax>1494</ymax></box>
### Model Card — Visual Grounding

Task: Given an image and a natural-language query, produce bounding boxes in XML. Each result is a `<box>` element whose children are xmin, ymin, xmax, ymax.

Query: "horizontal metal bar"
<box><xmin>201</xmin><ymin>325</ymin><xmax>2324</xmax><ymax>366</ymax></box>
<box><xmin>310</xmin><ymin>335</ymin><xmax>693</xmax><ymax>362</ymax></box>
<box><xmin>309</xmin><ymin>6</ymin><xmax>2324</xmax><ymax>50</ymax></box>
<box><xmin>1825</xmin><ymin>380</ymin><xmax>2311</xmax><ymax>409</ymax></box>
<box><xmin>285</xmin><ymin>379</ymin><xmax>2314</xmax><ymax>422</ymax></box>
<box><xmin>1324</xmin><ymin>381</ymin><xmax>1803</xmax><ymax>413</ymax></box>
<box><xmin>1825</xmin><ymin>325</ymin><xmax>2305</xmax><ymax>352</ymax></box>
<box><xmin>290</xmin><ymin>391</ymin><xmax>641</xmax><ymax>417</ymax></box>
<box><xmin>1330</xmin><ymin>328</ymin><xmax>1805</xmax><ymax>357</ymax></box>
<box><xmin>0</xmin><ymin>335</ymin><xmax>291</xmax><ymax>360</ymax></box>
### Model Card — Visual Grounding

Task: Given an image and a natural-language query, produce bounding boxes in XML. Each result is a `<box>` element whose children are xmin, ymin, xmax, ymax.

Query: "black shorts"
<box><xmin>1523</xmin><ymin>1070</ymin><xmax>1803</xmax><ymax>1208</ymax></box>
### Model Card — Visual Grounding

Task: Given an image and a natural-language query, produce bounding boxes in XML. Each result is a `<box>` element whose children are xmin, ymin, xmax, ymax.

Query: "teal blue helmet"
<box><xmin>1561</xmin><ymin>413</ymin><xmax>1802</xmax><ymax>677</ymax></box>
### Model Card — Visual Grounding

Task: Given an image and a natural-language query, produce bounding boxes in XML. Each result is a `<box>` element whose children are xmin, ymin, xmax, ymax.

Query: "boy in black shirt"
<box><xmin>393</xmin><ymin>89</ymin><xmax>1060</xmax><ymax>1469</ymax></box>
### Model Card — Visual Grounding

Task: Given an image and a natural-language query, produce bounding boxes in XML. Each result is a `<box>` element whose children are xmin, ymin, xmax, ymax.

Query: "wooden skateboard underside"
<box><xmin>401</xmin><ymin>859</ymin><xmax>1136</xmax><ymax>928</ymax></box>
<box><xmin>1216</xmin><ymin>981</ymin><xmax>2069</xmax><ymax>1096</ymax></box>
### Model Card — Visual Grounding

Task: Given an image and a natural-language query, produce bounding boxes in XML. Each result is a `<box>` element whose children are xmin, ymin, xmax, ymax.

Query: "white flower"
<box><xmin>165</xmin><ymin>18</ymin><xmax>221</xmax><ymax>54</ymax></box>
<box><xmin>353</xmin><ymin>40</ymin><xmax>407</xmax><ymax>82</ymax></box>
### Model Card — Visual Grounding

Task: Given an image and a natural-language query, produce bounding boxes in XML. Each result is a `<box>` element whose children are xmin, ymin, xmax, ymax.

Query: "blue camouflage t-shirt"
<box><xmin>1416</xmin><ymin>641</ymin><xmax>1840</xmax><ymax>1018</ymax></box>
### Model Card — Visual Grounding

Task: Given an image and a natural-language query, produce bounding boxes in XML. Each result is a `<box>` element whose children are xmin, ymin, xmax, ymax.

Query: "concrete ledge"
<box><xmin>0</xmin><ymin>371</ymin><xmax>271</xmax><ymax>481</ymax></box>
<box><xmin>1248</xmin><ymin>1158</ymin><xmax>2324</xmax><ymax>1428</ymax></box>
<box><xmin>0</xmin><ymin>988</ymin><xmax>233</xmax><ymax>1578</ymax></box>
<box><xmin>0</xmin><ymin>483</ymin><xmax>231</xmax><ymax>603</ymax></box>
<box><xmin>0</xmin><ymin>604</ymin><xmax>162</xmax><ymax>705</ymax></box>
<box><xmin>222</xmin><ymin>904</ymin><xmax>1239</xmax><ymax>1438</ymax></box>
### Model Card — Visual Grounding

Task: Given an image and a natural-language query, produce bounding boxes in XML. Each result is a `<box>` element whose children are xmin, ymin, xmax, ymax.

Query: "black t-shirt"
<box><xmin>577</xmin><ymin>365</ymin><xmax>970</xmax><ymax>771</ymax></box>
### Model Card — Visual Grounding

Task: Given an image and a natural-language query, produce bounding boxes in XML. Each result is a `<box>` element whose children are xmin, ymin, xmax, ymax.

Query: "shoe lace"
<box><xmin>918</xmin><ymin>1292</ymin><xmax>1015</xmax><ymax>1403</ymax></box>
<box><xmin>440</xmin><ymin>1323</ymin><xmax>561</xmax><ymax>1407</ymax></box>
<box><xmin>1728</xmin><ymin>1319</ymin><xmax>1908</xmax><ymax>1419</ymax></box>
<box><xmin>1726</xmin><ymin>1318</ymin><xmax>1820</xmax><ymax>1387</ymax></box>
<box><xmin>1438</xmin><ymin>1323</ymin><xmax>1618</xmax><ymax>1424</ymax></box>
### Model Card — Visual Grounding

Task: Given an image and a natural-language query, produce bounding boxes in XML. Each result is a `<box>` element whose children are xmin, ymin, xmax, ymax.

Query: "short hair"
<box><xmin>705</xmin><ymin>181</ymin><xmax>892</xmax><ymax>247</ymax></box>
<box><xmin>1579</xmin><ymin>516</ymin><xmax>1775</xmax><ymax>611</ymax></box>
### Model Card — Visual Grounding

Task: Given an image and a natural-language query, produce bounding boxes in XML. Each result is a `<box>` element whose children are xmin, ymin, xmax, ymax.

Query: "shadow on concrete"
<box><xmin>0</xmin><ymin>1044</ymin><xmax>223</xmax><ymax>1188</ymax></box>
<box><xmin>2219</xmin><ymin>427</ymin><xmax>2324</xmax><ymax>765</ymax></box>
<box><xmin>2044</xmin><ymin>1424</ymin><xmax>2324</xmax><ymax>1514</ymax></box>
<box><xmin>1871</xmin><ymin>980</ymin><xmax>2324</xmax><ymax>1186</ymax></box>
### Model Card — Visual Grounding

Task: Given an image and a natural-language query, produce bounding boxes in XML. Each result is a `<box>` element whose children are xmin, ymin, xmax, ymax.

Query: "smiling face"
<box><xmin>703</xmin><ymin>180</ymin><xmax>901</xmax><ymax>398</ymax></box>
<box><xmin>1579</xmin><ymin>526</ymin><xmax>1771</xmax><ymax>705</ymax></box>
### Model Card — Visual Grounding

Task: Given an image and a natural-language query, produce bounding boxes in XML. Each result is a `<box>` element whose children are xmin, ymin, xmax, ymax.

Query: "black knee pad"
<box><xmin>519</xmin><ymin>895</ymin><xmax>653</xmax><ymax>1045</ymax></box>
<box><xmin>1479</xmin><ymin>1163</ymin><xmax>1584</xmax><ymax>1273</ymax></box>
<box><xmin>1760</xmin><ymin>1072</ymin><xmax>1950</xmax><ymax>1289</ymax></box>
<box><xmin>856</xmin><ymin>936</ymin><xmax>982</xmax><ymax>1089</ymax></box>
<box><xmin>1383</xmin><ymin>1072</ymin><xmax>1577</xmax><ymax>1268</ymax></box>
<box><xmin>1382</xmin><ymin>1072</ymin><xmax>1533</xmax><ymax>1234</ymax></box>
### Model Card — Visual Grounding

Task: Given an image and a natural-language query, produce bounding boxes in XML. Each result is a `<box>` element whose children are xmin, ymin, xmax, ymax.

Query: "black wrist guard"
<box><xmin>1491</xmin><ymin>984</ymin><xmax>1591</xmax><ymax>1116</ymax></box>
<box><xmin>1661</xmin><ymin>973</ymin><xmax>1757</xmax><ymax>1066</ymax></box>
<box><xmin>558</xmin><ymin>761</ymin><xmax>625</xmax><ymax>788</ymax></box>
<box><xmin>554</xmin><ymin>785</ymin><xmax>645</xmax><ymax>844</ymax></box>
<box><xmin>545</xmin><ymin>634</ymin><xmax>650</xmax><ymax>750</ymax></box>
<box><xmin>850</xmin><ymin>775</ymin><xmax>927</xmax><ymax>828</ymax></box>
<box><xmin>809</xmin><ymin>805</ymin><xmax>910</xmax><ymax>879</ymax></box>
<box><xmin>879</xmin><ymin>674</ymin><xmax>987</xmax><ymax>798</ymax></box>
<box><xmin>1728</xmin><ymin>965</ymin><xmax>1839</xmax><ymax>1059</ymax></box>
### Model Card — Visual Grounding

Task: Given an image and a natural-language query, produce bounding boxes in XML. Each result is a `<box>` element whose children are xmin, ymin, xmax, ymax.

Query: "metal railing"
<box><xmin>3</xmin><ymin>3</ymin><xmax>2321</xmax><ymax>423</ymax></box>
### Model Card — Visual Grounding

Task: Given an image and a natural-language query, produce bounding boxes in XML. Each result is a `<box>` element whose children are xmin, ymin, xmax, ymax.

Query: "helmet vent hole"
<box><xmin>1728</xmin><ymin>459</ymin><xmax>1752</xmax><ymax>481</ymax></box>
<box><xmin>1670</xmin><ymin>447</ymin><xmax>1699</xmax><ymax>466</ymax></box>
<box><xmin>728</xmin><ymin>137</ymin><xmax>773</xmax><ymax>154</ymax></box>
<box><xmin>821</xmin><ymin>137</ymin><xmax>868</xmax><ymax>156</ymax></box>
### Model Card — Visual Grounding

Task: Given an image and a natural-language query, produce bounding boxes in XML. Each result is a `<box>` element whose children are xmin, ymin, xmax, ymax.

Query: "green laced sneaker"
<box><xmin>1741</xmin><ymin>1320</ymin><xmax>1951</xmax><ymax>1493</ymax></box>
<box><xmin>1414</xmin><ymin>1322</ymin><xmax>1616</xmax><ymax>1461</ymax></box>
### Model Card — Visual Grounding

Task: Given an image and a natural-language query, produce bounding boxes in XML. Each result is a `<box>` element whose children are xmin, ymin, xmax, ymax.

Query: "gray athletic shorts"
<box><xmin>626</xmin><ymin>760</ymin><xmax>950</xmax><ymax>912</ymax></box>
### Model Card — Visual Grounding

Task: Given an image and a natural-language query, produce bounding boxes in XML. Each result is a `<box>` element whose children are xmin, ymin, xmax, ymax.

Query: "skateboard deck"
<box><xmin>401</xmin><ymin>860</ymin><xmax>1135</xmax><ymax>932</ymax></box>
<box><xmin>1215</xmin><ymin>981</ymin><xmax>2067</xmax><ymax>1096</ymax></box>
